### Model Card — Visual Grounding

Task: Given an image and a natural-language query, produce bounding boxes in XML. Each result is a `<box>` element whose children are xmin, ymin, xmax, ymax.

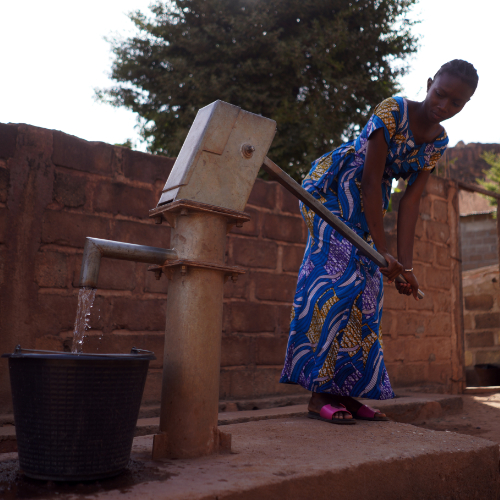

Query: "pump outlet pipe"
<box><xmin>79</xmin><ymin>237</ymin><xmax>178</xmax><ymax>288</ymax></box>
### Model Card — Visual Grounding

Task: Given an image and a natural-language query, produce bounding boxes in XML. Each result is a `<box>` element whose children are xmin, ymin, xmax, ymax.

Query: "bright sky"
<box><xmin>1</xmin><ymin>0</ymin><xmax>498</xmax><ymax>150</ymax></box>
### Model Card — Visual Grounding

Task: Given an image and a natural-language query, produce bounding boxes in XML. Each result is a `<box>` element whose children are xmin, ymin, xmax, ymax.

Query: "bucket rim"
<box><xmin>2</xmin><ymin>345</ymin><xmax>156</xmax><ymax>361</ymax></box>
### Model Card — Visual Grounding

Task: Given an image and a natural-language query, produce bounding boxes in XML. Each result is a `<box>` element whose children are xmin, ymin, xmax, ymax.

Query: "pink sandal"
<box><xmin>308</xmin><ymin>403</ymin><xmax>356</xmax><ymax>425</ymax></box>
<box><xmin>354</xmin><ymin>404</ymin><xmax>390</xmax><ymax>421</ymax></box>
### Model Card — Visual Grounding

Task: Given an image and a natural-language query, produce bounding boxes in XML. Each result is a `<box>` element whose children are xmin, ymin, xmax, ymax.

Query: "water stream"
<box><xmin>72</xmin><ymin>287</ymin><xmax>96</xmax><ymax>353</ymax></box>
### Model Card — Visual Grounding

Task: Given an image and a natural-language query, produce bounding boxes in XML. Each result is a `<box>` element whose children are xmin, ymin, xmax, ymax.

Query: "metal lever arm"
<box><xmin>261</xmin><ymin>157</ymin><xmax>424</xmax><ymax>299</ymax></box>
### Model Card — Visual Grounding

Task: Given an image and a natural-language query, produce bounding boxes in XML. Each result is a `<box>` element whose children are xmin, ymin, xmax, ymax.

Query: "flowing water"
<box><xmin>72</xmin><ymin>287</ymin><xmax>96</xmax><ymax>353</ymax></box>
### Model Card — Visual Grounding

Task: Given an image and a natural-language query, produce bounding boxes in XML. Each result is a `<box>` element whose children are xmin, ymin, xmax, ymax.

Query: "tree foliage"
<box><xmin>477</xmin><ymin>151</ymin><xmax>500</xmax><ymax>207</ymax></box>
<box><xmin>98</xmin><ymin>0</ymin><xmax>419</xmax><ymax>178</ymax></box>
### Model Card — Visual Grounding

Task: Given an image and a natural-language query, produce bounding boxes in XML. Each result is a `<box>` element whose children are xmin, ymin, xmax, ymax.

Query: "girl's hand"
<box><xmin>396</xmin><ymin>271</ymin><xmax>420</xmax><ymax>300</ymax></box>
<box><xmin>379</xmin><ymin>253</ymin><xmax>404</xmax><ymax>283</ymax></box>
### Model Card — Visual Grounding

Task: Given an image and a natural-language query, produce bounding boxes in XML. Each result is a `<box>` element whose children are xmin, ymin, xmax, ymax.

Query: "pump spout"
<box><xmin>79</xmin><ymin>237</ymin><xmax>178</xmax><ymax>288</ymax></box>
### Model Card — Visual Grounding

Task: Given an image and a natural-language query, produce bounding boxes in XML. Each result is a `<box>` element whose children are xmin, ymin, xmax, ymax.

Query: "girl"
<box><xmin>280</xmin><ymin>60</ymin><xmax>478</xmax><ymax>424</ymax></box>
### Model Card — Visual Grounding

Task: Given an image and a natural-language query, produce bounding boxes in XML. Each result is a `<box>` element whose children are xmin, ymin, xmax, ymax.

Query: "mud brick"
<box><xmin>144</xmin><ymin>263</ymin><xmax>169</xmax><ymax>294</ymax></box>
<box><xmin>433</xmin><ymin>199</ymin><xmax>448</xmax><ymax>223</ymax></box>
<box><xmin>254</xmin><ymin>272</ymin><xmax>296</xmax><ymax>302</ymax></box>
<box><xmin>277</xmin><ymin>304</ymin><xmax>294</xmax><ymax>334</ymax></box>
<box><xmin>246</xmin><ymin>179</ymin><xmax>276</xmax><ymax>210</ymax></box>
<box><xmin>383</xmin><ymin>338</ymin><xmax>405</xmax><ymax>363</ymax></box>
<box><xmin>42</xmin><ymin>211</ymin><xmax>110</xmax><ymax>247</ymax></box>
<box><xmin>434</xmin><ymin>292</ymin><xmax>451</xmax><ymax>313</ymax></box>
<box><xmin>35</xmin><ymin>293</ymin><xmax>79</xmax><ymax>334</ymax></box>
<box><xmin>230</xmin><ymin>207</ymin><xmax>260</xmax><ymax>237</ymax></box>
<box><xmin>464</xmin><ymin>294</ymin><xmax>494</xmax><ymax>311</ymax></box>
<box><xmin>110</xmin><ymin>219</ymin><xmax>171</xmax><ymax>249</ymax></box>
<box><xmin>53</xmin><ymin>171</ymin><xmax>86</xmax><ymax>208</ymax></box>
<box><xmin>426</xmin><ymin>266</ymin><xmax>451</xmax><ymax>289</ymax></box>
<box><xmin>475</xmin><ymin>312</ymin><xmax>500</xmax><ymax>329</ymax></box>
<box><xmin>427</xmin><ymin>363</ymin><xmax>451</xmax><ymax>384</ymax></box>
<box><xmin>381</xmin><ymin>310</ymin><xmax>395</xmax><ymax>336</ymax></box>
<box><xmin>463</xmin><ymin>313</ymin><xmax>474</xmax><ymax>331</ymax></box>
<box><xmin>255</xmin><ymin>334</ymin><xmax>288</xmax><ymax>365</ymax></box>
<box><xmin>35</xmin><ymin>251</ymin><xmax>68</xmax><ymax>288</ymax></box>
<box><xmin>424</xmin><ymin>176</ymin><xmax>448</xmax><ymax>199</ymax></box>
<box><xmin>385</xmin><ymin>232</ymin><xmax>397</xmax><ymax>257</ymax></box>
<box><xmin>142</xmin><ymin>369</ymin><xmax>162</xmax><ymax>405</ymax></box>
<box><xmin>254</xmin><ymin>366</ymin><xmax>304</xmax><ymax>396</ymax></box>
<box><xmin>262</xmin><ymin>213</ymin><xmax>305</xmax><ymax>243</ymax></box>
<box><xmin>405</xmin><ymin>339</ymin><xmax>434</xmax><ymax>363</ymax></box>
<box><xmin>383</xmin><ymin>284</ymin><xmax>407</xmax><ymax>311</ymax></box>
<box><xmin>94</xmin><ymin>182</ymin><xmax>155</xmax><ymax>219</ymax></box>
<box><xmin>121</xmin><ymin>148</ymin><xmax>174</xmax><ymax>183</ymax></box>
<box><xmin>414</xmin><ymin>217</ymin><xmax>424</xmax><ymax>239</ymax></box>
<box><xmin>425</xmin><ymin>312</ymin><xmax>451</xmax><ymax>336</ymax></box>
<box><xmin>52</xmin><ymin>131</ymin><xmax>114</xmax><ymax>175</ymax></box>
<box><xmin>391</xmin><ymin>362</ymin><xmax>427</xmax><ymax>387</ymax></box>
<box><xmin>419</xmin><ymin>195</ymin><xmax>432</xmax><ymax>218</ymax></box>
<box><xmin>407</xmin><ymin>291</ymin><xmax>433</xmax><ymax>312</ymax></box>
<box><xmin>396</xmin><ymin>312</ymin><xmax>426</xmax><ymax>336</ymax></box>
<box><xmin>426</xmin><ymin>220</ymin><xmax>450</xmax><ymax>244</ymax></box>
<box><xmin>96</xmin><ymin>258</ymin><xmax>136</xmax><ymax>291</ymax></box>
<box><xmin>223</xmin><ymin>272</ymin><xmax>251</xmax><ymax>300</ymax></box>
<box><xmin>0</xmin><ymin>167</ymin><xmax>9</xmax><ymax>203</ymax></box>
<box><xmin>383</xmin><ymin>212</ymin><xmax>397</xmax><ymax>232</ymax></box>
<box><xmin>282</xmin><ymin>245</ymin><xmax>305</xmax><ymax>273</ymax></box>
<box><xmin>223</xmin><ymin>367</ymin><xmax>257</xmax><ymax>398</ymax></box>
<box><xmin>279</xmin><ymin>186</ymin><xmax>301</xmax><ymax>215</ymax></box>
<box><xmin>0</xmin><ymin>209</ymin><xmax>7</xmax><ymax>243</ymax></box>
<box><xmin>475</xmin><ymin>349</ymin><xmax>500</xmax><ymax>365</ymax></box>
<box><xmin>221</xmin><ymin>334</ymin><xmax>254</xmax><ymax>367</ymax></box>
<box><xmin>435</xmin><ymin>245</ymin><xmax>451</xmax><ymax>267</ymax></box>
<box><xmin>466</xmin><ymin>332</ymin><xmax>495</xmax><ymax>349</ymax></box>
<box><xmin>0</xmin><ymin>123</ymin><xmax>18</xmax><ymax>159</ymax></box>
<box><xmin>110</xmin><ymin>297</ymin><xmax>167</xmax><ymax>331</ymax></box>
<box><xmin>230</xmin><ymin>302</ymin><xmax>276</xmax><ymax>332</ymax></box>
<box><xmin>230</xmin><ymin>237</ymin><xmax>277</xmax><ymax>269</ymax></box>
<box><xmin>413</xmin><ymin>240</ymin><xmax>434</xmax><ymax>262</ymax></box>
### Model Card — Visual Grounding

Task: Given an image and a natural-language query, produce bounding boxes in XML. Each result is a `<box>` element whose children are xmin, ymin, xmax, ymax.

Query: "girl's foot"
<box><xmin>308</xmin><ymin>393</ymin><xmax>388</xmax><ymax>420</ymax></box>
<box><xmin>308</xmin><ymin>393</ymin><xmax>353</xmax><ymax>420</ymax></box>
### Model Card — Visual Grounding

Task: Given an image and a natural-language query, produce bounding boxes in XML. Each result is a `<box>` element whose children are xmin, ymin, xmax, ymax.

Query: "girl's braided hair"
<box><xmin>434</xmin><ymin>59</ymin><xmax>479</xmax><ymax>93</ymax></box>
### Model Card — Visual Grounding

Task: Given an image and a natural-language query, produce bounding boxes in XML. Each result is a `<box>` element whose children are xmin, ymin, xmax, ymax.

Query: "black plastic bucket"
<box><xmin>2</xmin><ymin>346</ymin><xmax>155</xmax><ymax>481</ymax></box>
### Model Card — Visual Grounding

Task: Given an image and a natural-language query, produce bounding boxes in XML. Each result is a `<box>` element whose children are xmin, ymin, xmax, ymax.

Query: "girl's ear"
<box><xmin>427</xmin><ymin>78</ymin><xmax>433</xmax><ymax>92</ymax></box>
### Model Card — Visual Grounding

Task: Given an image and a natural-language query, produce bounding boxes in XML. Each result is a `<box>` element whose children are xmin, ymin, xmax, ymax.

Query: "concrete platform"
<box><xmin>2</xmin><ymin>416</ymin><xmax>497</xmax><ymax>499</ymax></box>
<box><xmin>134</xmin><ymin>392</ymin><xmax>463</xmax><ymax>436</ymax></box>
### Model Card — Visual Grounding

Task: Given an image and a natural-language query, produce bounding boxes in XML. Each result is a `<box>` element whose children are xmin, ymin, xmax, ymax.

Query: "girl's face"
<box><xmin>424</xmin><ymin>73</ymin><xmax>475</xmax><ymax>124</ymax></box>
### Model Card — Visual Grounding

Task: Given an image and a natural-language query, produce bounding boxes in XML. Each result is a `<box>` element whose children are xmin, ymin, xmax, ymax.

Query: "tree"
<box><xmin>477</xmin><ymin>151</ymin><xmax>500</xmax><ymax>211</ymax></box>
<box><xmin>98</xmin><ymin>0</ymin><xmax>419</xmax><ymax>179</ymax></box>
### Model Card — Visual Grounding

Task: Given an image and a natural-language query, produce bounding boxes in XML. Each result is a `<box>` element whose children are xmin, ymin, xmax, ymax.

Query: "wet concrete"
<box><xmin>1</xmin><ymin>416</ymin><xmax>498</xmax><ymax>500</ymax></box>
<box><xmin>0</xmin><ymin>453</ymin><xmax>176</xmax><ymax>499</ymax></box>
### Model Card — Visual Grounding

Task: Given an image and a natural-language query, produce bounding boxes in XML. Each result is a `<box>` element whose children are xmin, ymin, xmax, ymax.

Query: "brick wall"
<box><xmin>0</xmin><ymin>124</ymin><xmax>465</xmax><ymax>414</ymax></box>
<box><xmin>462</xmin><ymin>265</ymin><xmax>500</xmax><ymax>379</ymax></box>
<box><xmin>460</xmin><ymin>213</ymin><xmax>498</xmax><ymax>271</ymax></box>
<box><xmin>383</xmin><ymin>177</ymin><xmax>464</xmax><ymax>392</ymax></box>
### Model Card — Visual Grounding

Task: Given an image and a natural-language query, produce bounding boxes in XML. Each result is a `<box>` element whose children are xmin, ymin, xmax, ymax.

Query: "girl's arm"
<box><xmin>395</xmin><ymin>170</ymin><xmax>431</xmax><ymax>299</ymax></box>
<box><xmin>361</xmin><ymin>128</ymin><xmax>403</xmax><ymax>282</ymax></box>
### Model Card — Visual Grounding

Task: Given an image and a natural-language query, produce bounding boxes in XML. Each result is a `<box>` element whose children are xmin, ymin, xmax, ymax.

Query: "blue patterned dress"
<box><xmin>280</xmin><ymin>97</ymin><xmax>448</xmax><ymax>400</ymax></box>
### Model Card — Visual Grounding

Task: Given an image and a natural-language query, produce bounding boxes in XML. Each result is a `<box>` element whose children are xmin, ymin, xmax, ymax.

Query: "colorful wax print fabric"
<box><xmin>279</xmin><ymin>96</ymin><xmax>448</xmax><ymax>400</ymax></box>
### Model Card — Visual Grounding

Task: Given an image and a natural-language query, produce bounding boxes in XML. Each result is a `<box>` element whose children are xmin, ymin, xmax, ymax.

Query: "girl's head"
<box><xmin>425</xmin><ymin>60</ymin><xmax>478</xmax><ymax>123</ymax></box>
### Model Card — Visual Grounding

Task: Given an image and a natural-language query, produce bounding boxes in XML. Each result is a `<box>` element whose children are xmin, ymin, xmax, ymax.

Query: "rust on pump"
<box><xmin>149</xmin><ymin>101</ymin><xmax>276</xmax><ymax>460</ymax></box>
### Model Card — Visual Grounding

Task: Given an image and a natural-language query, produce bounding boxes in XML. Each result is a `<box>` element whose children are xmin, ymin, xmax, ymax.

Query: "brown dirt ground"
<box><xmin>413</xmin><ymin>392</ymin><xmax>500</xmax><ymax>445</ymax></box>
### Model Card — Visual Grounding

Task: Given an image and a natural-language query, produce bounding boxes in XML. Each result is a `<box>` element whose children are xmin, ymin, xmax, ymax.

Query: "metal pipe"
<box><xmin>79</xmin><ymin>237</ymin><xmax>178</xmax><ymax>288</ymax></box>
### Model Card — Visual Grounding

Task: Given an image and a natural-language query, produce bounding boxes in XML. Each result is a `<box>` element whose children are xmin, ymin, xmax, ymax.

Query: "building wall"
<box><xmin>0</xmin><ymin>123</ymin><xmax>465</xmax><ymax>414</ymax></box>
<box><xmin>460</xmin><ymin>213</ymin><xmax>498</xmax><ymax>271</ymax></box>
<box><xmin>462</xmin><ymin>265</ymin><xmax>500</xmax><ymax>374</ymax></box>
